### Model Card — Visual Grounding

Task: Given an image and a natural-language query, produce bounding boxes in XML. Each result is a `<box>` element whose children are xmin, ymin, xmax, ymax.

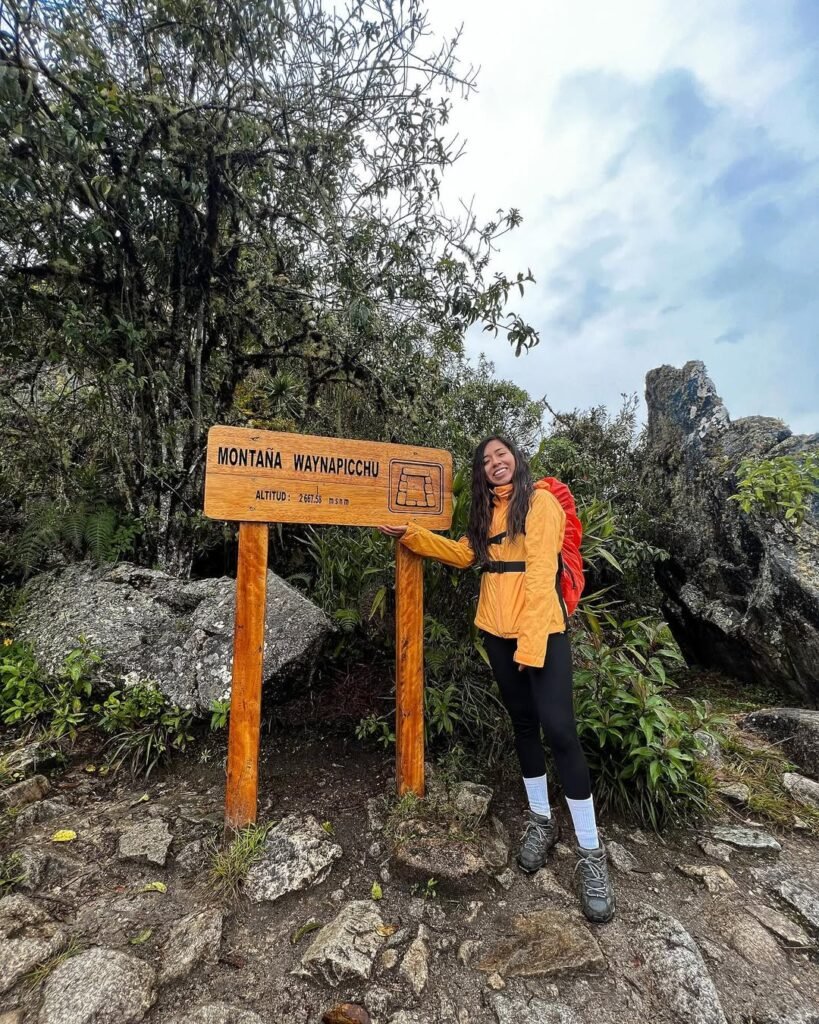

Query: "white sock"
<box><xmin>566</xmin><ymin>796</ymin><xmax>600</xmax><ymax>849</ymax></box>
<box><xmin>523</xmin><ymin>774</ymin><xmax>551</xmax><ymax>818</ymax></box>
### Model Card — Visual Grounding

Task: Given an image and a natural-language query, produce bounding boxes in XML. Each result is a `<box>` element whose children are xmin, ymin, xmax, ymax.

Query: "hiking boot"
<box><xmin>516</xmin><ymin>810</ymin><xmax>559</xmax><ymax>873</ymax></box>
<box><xmin>574</xmin><ymin>844</ymin><xmax>615</xmax><ymax>923</ymax></box>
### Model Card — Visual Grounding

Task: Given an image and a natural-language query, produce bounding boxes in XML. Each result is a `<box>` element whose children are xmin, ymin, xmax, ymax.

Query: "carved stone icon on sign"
<box><xmin>389</xmin><ymin>460</ymin><xmax>443</xmax><ymax>514</ymax></box>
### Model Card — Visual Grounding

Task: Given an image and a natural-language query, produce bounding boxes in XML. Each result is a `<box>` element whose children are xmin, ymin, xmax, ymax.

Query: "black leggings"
<box><xmin>484</xmin><ymin>631</ymin><xmax>591</xmax><ymax>800</ymax></box>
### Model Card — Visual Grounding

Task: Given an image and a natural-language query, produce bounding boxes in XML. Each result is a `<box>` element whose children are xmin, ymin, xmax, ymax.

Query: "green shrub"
<box><xmin>0</xmin><ymin>638</ymin><xmax>220</xmax><ymax>776</ymax></box>
<box><xmin>0</xmin><ymin>639</ymin><xmax>99</xmax><ymax>740</ymax></box>
<box><xmin>209</xmin><ymin>699</ymin><xmax>231</xmax><ymax>731</ymax></box>
<box><xmin>355</xmin><ymin>713</ymin><xmax>395</xmax><ymax>748</ymax></box>
<box><xmin>48</xmin><ymin>644</ymin><xmax>101</xmax><ymax>740</ymax></box>
<box><xmin>296</xmin><ymin>525</ymin><xmax>394</xmax><ymax>653</ymax></box>
<box><xmin>0</xmin><ymin>640</ymin><xmax>48</xmax><ymax>729</ymax></box>
<box><xmin>730</xmin><ymin>453</ymin><xmax>819</xmax><ymax>528</ymax></box>
<box><xmin>94</xmin><ymin>685</ymin><xmax>196</xmax><ymax>777</ymax></box>
<box><xmin>573</xmin><ymin>616</ymin><xmax>711</xmax><ymax>829</ymax></box>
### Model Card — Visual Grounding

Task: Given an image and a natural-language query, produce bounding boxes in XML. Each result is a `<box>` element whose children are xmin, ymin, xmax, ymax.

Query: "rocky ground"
<box><xmin>2</xmin><ymin>720</ymin><xmax>819</xmax><ymax>1024</ymax></box>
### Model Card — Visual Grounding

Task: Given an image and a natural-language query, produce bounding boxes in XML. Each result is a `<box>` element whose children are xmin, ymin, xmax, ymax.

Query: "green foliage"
<box><xmin>0</xmin><ymin>640</ymin><xmax>48</xmax><ymax>730</ymax></box>
<box><xmin>355</xmin><ymin>713</ymin><xmax>395</xmax><ymax>749</ymax></box>
<box><xmin>209</xmin><ymin>699</ymin><xmax>230</xmax><ymax>731</ymax></box>
<box><xmin>532</xmin><ymin>400</ymin><xmax>669</xmax><ymax>613</ymax></box>
<box><xmin>0</xmin><ymin>638</ymin><xmax>99</xmax><ymax>740</ymax></box>
<box><xmin>423</xmin><ymin>615</ymin><xmax>508</xmax><ymax>754</ymax></box>
<box><xmin>0</xmin><ymin>639</ymin><xmax>218</xmax><ymax>776</ymax></box>
<box><xmin>94</xmin><ymin>685</ymin><xmax>196</xmax><ymax>777</ymax></box>
<box><xmin>208</xmin><ymin>822</ymin><xmax>272</xmax><ymax>902</ymax></box>
<box><xmin>730</xmin><ymin>453</ymin><xmax>819</xmax><ymax>528</ymax></box>
<box><xmin>573</xmin><ymin>616</ymin><xmax>711</xmax><ymax>829</ymax></box>
<box><xmin>297</xmin><ymin>525</ymin><xmax>394</xmax><ymax>652</ymax></box>
<box><xmin>47</xmin><ymin>644</ymin><xmax>100</xmax><ymax>740</ymax></box>
<box><xmin>419</xmin><ymin>877</ymin><xmax>438</xmax><ymax>900</ymax></box>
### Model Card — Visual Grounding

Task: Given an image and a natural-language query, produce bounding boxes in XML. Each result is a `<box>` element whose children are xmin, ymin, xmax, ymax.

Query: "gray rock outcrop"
<box><xmin>644</xmin><ymin>360</ymin><xmax>819</xmax><ymax>700</ymax></box>
<box><xmin>299</xmin><ymin>901</ymin><xmax>386</xmax><ymax>986</ymax></box>
<box><xmin>487</xmin><ymin>993</ymin><xmax>581</xmax><ymax>1024</ymax></box>
<box><xmin>38</xmin><ymin>947</ymin><xmax>156</xmax><ymax>1024</ymax></box>
<box><xmin>632</xmin><ymin>905</ymin><xmax>727</xmax><ymax>1024</ymax></box>
<box><xmin>783</xmin><ymin>771</ymin><xmax>819</xmax><ymax>808</ymax></box>
<box><xmin>477</xmin><ymin>909</ymin><xmax>604</xmax><ymax>978</ymax></box>
<box><xmin>16</xmin><ymin>561</ymin><xmax>332</xmax><ymax>712</ymax></box>
<box><xmin>0</xmin><ymin>894</ymin><xmax>69</xmax><ymax>994</ymax></box>
<box><xmin>170</xmin><ymin>1006</ymin><xmax>263</xmax><ymax>1024</ymax></box>
<box><xmin>243</xmin><ymin>814</ymin><xmax>342</xmax><ymax>903</ymax></box>
<box><xmin>158</xmin><ymin>908</ymin><xmax>224</xmax><ymax>985</ymax></box>
<box><xmin>118</xmin><ymin>819</ymin><xmax>173</xmax><ymax>867</ymax></box>
<box><xmin>752</xmin><ymin>866</ymin><xmax>819</xmax><ymax>932</ymax></box>
<box><xmin>708</xmin><ymin>826</ymin><xmax>781</xmax><ymax>853</ymax></box>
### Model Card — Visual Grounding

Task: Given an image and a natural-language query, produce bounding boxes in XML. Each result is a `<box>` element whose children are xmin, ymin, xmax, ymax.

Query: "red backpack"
<box><xmin>534</xmin><ymin>477</ymin><xmax>585</xmax><ymax>615</ymax></box>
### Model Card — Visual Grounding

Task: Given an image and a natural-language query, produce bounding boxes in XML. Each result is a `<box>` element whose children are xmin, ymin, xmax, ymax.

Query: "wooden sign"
<box><xmin>204</xmin><ymin>426</ymin><xmax>452</xmax><ymax>528</ymax></box>
<box><xmin>204</xmin><ymin>426</ymin><xmax>453</xmax><ymax>830</ymax></box>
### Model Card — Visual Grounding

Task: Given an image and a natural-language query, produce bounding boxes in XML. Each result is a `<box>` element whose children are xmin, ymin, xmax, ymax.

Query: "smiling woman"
<box><xmin>379</xmin><ymin>434</ymin><xmax>616</xmax><ymax>924</ymax></box>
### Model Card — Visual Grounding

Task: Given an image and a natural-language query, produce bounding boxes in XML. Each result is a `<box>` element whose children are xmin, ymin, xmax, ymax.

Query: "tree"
<box><xmin>0</xmin><ymin>0</ymin><xmax>538</xmax><ymax>573</ymax></box>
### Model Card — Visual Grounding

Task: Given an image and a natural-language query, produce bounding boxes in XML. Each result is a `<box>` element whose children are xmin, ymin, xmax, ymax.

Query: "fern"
<box><xmin>12</xmin><ymin>500</ymin><xmax>138</xmax><ymax>574</ymax></box>
<box><xmin>83</xmin><ymin>506</ymin><xmax>118</xmax><ymax>561</ymax></box>
<box><xmin>15</xmin><ymin>503</ymin><xmax>60</xmax><ymax>577</ymax></box>
<box><xmin>61</xmin><ymin>502</ymin><xmax>88</xmax><ymax>553</ymax></box>
<box><xmin>333</xmin><ymin>607</ymin><xmax>361</xmax><ymax>633</ymax></box>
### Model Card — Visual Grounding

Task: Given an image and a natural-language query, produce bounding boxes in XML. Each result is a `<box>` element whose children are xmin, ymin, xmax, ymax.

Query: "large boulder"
<box><xmin>16</xmin><ymin>561</ymin><xmax>331</xmax><ymax>712</ymax></box>
<box><xmin>644</xmin><ymin>361</ymin><xmax>819</xmax><ymax>701</ymax></box>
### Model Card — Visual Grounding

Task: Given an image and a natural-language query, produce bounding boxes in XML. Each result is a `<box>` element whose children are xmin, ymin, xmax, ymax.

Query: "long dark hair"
<box><xmin>466</xmin><ymin>435</ymin><xmax>533</xmax><ymax>564</ymax></box>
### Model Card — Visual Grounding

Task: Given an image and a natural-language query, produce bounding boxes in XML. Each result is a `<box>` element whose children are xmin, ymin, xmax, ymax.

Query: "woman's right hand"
<box><xmin>377</xmin><ymin>524</ymin><xmax>408</xmax><ymax>539</ymax></box>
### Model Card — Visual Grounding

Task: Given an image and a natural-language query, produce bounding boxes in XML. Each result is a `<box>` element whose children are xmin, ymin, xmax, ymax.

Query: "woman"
<box><xmin>379</xmin><ymin>435</ymin><xmax>615</xmax><ymax>923</ymax></box>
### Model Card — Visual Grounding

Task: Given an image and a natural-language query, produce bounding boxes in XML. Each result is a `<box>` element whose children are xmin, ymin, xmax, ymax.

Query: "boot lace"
<box><xmin>520</xmin><ymin>817</ymin><xmax>552</xmax><ymax>857</ymax></box>
<box><xmin>574</xmin><ymin>849</ymin><xmax>608</xmax><ymax>899</ymax></box>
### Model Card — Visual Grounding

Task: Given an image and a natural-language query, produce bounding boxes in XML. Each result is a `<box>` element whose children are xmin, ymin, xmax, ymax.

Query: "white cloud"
<box><xmin>426</xmin><ymin>0</ymin><xmax>819</xmax><ymax>434</ymax></box>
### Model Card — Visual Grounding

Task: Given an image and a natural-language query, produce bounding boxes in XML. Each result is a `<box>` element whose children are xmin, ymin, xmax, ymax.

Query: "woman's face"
<box><xmin>482</xmin><ymin>439</ymin><xmax>516</xmax><ymax>486</ymax></box>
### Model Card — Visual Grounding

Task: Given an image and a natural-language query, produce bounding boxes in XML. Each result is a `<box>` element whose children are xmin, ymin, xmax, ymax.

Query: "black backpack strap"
<box><xmin>481</xmin><ymin>560</ymin><xmax>526</xmax><ymax>573</ymax></box>
<box><xmin>487</xmin><ymin>532</ymin><xmax>507</xmax><ymax>545</ymax></box>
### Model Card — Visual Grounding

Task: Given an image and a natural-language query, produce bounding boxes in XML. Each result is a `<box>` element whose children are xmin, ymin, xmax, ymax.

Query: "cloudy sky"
<box><xmin>428</xmin><ymin>0</ymin><xmax>819</xmax><ymax>434</ymax></box>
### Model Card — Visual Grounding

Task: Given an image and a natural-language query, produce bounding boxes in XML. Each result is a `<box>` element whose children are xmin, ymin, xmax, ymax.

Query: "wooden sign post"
<box><xmin>204</xmin><ymin>426</ymin><xmax>452</xmax><ymax>829</ymax></box>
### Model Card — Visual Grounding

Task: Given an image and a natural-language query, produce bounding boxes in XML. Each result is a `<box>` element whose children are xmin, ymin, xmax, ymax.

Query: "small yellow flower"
<box><xmin>2</xmin><ymin>638</ymin><xmax>11</xmax><ymax>647</ymax></box>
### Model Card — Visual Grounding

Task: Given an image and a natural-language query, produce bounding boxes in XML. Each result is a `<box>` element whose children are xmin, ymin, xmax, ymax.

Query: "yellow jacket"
<box><xmin>399</xmin><ymin>483</ymin><xmax>567</xmax><ymax>668</ymax></box>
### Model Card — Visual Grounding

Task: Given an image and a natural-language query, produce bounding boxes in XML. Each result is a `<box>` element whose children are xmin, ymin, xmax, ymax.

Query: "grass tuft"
<box><xmin>0</xmin><ymin>851</ymin><xmax>25</xmax><ymax>892</ymax></box>
<box><xmin>716</xmin><ymin>728</ymin><xmax>819</xmax><ymax>836</ymax></box>
<box><xmin>207</xmin><ymin>822</ymin><xmax>272</xmax><ymax>902</ymax></box>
